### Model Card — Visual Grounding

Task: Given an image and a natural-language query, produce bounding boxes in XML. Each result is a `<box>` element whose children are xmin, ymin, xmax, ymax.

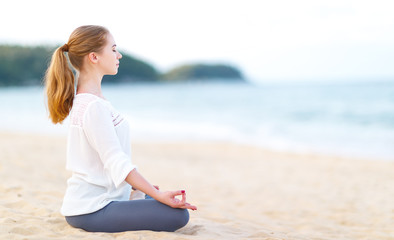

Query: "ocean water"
<box><xmin>0</xmin><ymin>80</ymin><xmax>393</xmax><ymax>161</ymax></box>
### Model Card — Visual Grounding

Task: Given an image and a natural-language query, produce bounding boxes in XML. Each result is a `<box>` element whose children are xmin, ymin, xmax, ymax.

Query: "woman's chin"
<box><xmin>107</xmin><ymin>70</ymin><xmax>118</xmax><ymax>76</ymax></box>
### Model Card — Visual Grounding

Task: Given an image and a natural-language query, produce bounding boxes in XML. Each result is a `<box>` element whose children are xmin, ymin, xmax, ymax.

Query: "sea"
<box><xmin>0</xmin><ymin>80</ymin><xmax>393</xmax><ymax>161</ymax></box>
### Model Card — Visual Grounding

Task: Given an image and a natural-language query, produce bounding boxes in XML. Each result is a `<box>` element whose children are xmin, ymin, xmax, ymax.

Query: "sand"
<box><xmin>1</xmin><ymin>132</ymin><xmax>393</xmax><ymax>240</ymax></box>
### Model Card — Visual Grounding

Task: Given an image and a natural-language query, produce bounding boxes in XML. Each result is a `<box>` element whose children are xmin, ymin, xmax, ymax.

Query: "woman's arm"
<box><xmin>125</xmin><ymin>169</ymin><xmax>197</xmax><ymax>211</ymax></box>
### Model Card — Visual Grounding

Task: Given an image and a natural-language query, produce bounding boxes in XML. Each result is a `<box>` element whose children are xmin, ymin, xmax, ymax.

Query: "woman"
<box><xmin>45</xmin><ymin>25</ymin><xmax>197</xmax><ymax>233</ymax></box>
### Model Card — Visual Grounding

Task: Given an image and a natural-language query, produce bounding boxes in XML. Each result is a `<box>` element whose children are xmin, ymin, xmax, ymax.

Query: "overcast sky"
<box><xmin>1</xmin><ymin>0</ymin><xmax>394</xmax><ymax>82</ymax></box>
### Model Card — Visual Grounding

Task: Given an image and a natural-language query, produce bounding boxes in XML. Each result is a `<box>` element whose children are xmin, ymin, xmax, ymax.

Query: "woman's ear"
<box><xmin>88</xmin><ymin>52</ymin><xmax>99</xmax><ymax>63</ymax></box>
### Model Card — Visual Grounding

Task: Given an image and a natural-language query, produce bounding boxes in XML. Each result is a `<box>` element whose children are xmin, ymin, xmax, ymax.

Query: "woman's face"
<box><xmin>97</xmin><ymin>33</ymin><xmax>122</xmax><ymax>75</ymax></box>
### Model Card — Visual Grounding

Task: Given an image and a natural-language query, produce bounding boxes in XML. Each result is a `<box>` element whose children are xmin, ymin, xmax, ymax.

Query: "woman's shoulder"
<box><xmin>70</xmin><ymin>94</ymin><xmax>111</xmax><ymax>127</ymax></box>
<box><xmin>74</xmin><ymin>93</ymin><xmax>107</xmax><ymax>103</ymax></box>
<box><xmin>73</xmin><ymin>94</ymin><xmax>109</xmax><ymax>112</ymax></box>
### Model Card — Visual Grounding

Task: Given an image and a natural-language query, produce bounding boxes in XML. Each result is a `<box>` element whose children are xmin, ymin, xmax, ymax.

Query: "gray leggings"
<box><xmin>65</xmin><ymin>199</ymin><xmax>189</xmax><ymax>232</ymax></box>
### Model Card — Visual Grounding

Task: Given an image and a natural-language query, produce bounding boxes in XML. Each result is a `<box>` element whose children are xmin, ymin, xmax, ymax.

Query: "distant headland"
<box><xmin>161</xmin><ymin>63</ymin><xmax>244</xmax><ymax>82</ymax></box>
<box><xmin>0</xmin><ymin>45</ymin><xmax>246</xmax><ymax>86</ymax></box>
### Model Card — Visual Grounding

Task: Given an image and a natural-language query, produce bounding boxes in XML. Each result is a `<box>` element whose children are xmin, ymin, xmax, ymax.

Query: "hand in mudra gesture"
<box><xmin>157</xmin><ymin>190</ymin><xmax>197</xmax><ymax>211</ymax></box>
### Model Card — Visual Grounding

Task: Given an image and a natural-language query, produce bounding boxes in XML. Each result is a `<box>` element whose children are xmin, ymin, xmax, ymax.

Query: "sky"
<box><xmin>1</xmin><ymin>0</ymin><xmax>394</xmax><ymax>83</ymax></box>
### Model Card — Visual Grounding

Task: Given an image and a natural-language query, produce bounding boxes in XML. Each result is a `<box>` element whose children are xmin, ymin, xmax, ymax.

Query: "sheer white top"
<box><xmin>61</xmin><ymin>94</ymin><xmax>136</xmax><ymax>216</ymax></box>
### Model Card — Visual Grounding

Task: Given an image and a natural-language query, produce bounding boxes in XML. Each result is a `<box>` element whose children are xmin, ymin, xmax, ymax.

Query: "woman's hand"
<box><xmin>125</xmin><ymin>170</ymin><xmax>197</xmax><ymax>210</ymax></box>
<box><xmin>156</xmin><ymin>190</ymin><xmax>197</xmax><ymax>211</ymax></box>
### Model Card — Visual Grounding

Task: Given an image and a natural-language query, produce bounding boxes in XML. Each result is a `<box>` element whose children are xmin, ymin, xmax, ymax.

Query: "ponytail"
<box><xmin>45</xmin><ymin>45</ymin><xmax>75</xmax><ymax>124</ymax></box>
<box><xmin>44</xmin><ymin>25</ymin><xmax>109</xmax><ymax>124</ymax></box>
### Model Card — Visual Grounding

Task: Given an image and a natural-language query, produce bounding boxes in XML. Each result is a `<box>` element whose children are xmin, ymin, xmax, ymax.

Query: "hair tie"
<box><xmin>62</xmin><ymin>43</ymin><xmax>69</xmax><ymax>52</ymax></box>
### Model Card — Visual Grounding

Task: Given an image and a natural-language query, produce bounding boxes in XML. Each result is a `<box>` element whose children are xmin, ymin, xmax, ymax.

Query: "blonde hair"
<box><xmin>45</xmin><ymin>25</ymin><xmax>109</xmax><ymax>124</ymax></box>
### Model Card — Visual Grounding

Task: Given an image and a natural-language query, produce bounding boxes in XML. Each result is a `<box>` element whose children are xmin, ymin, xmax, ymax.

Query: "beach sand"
<box><xmin>1</xmin><ymin>132</ymin><xmax>393</xmax><ymax>240</ymax></box>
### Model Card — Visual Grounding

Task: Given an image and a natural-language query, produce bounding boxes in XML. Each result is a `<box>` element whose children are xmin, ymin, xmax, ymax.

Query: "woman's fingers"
<box><xmin>181</xmin><ymin>190</ymin><xmax>186</xmax><ymax>204</ymax></box>
<box><xmin>160</xmin><ymin>190</ymin><xmax>197</xmax><ymax>210</ymax></box>
<box><xmin>183</xmin><ymin>202</ymin><xmax>197</xmax><ymax>211</ymax></box>
<box><xmin>171</xmin><ymin>190</ymin><xmax>185</xmax><ymax>196</ymax></box>
<box><xmin>173</xmin><ymin>201</ymin><xmax>197</xmax><ymax>211</ymax></box>
<box><xmin>171</xmin><ymin>190</ymin><xmax>197</xmax><ymax>210</ymax></box>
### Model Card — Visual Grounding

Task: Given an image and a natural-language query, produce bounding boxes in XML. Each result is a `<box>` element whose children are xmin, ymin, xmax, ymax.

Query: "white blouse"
<box><xmin>61</xmin><ymin>94</ymin><xmax>137</xmax><ymax>216</ymax></box>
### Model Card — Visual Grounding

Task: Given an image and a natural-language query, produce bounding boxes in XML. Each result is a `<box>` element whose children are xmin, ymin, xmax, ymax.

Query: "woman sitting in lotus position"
<box><xmin>45</xmin><ymin>25</ymin><xmax>197</xmax><ymax>233</ymax></box>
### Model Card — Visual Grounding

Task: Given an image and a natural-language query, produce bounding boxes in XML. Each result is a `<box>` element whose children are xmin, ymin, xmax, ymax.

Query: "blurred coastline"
<box><xmin>0</xmin><ymin>79</ymin><xmax>393</xmax><ymax>161</ymax></box>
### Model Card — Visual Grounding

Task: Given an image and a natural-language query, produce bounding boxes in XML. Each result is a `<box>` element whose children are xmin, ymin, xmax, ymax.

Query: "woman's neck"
<box><xmin>77</xmin><ymin>70</ymin><xmax>105</xmax><ymax>99</ymax></box>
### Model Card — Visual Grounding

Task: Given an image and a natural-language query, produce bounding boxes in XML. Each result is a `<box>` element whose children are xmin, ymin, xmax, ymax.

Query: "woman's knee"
<box><xmin>171</xmin><ymin>208</ymin><xmax>190</xmax><ymax>231</ymax></box>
